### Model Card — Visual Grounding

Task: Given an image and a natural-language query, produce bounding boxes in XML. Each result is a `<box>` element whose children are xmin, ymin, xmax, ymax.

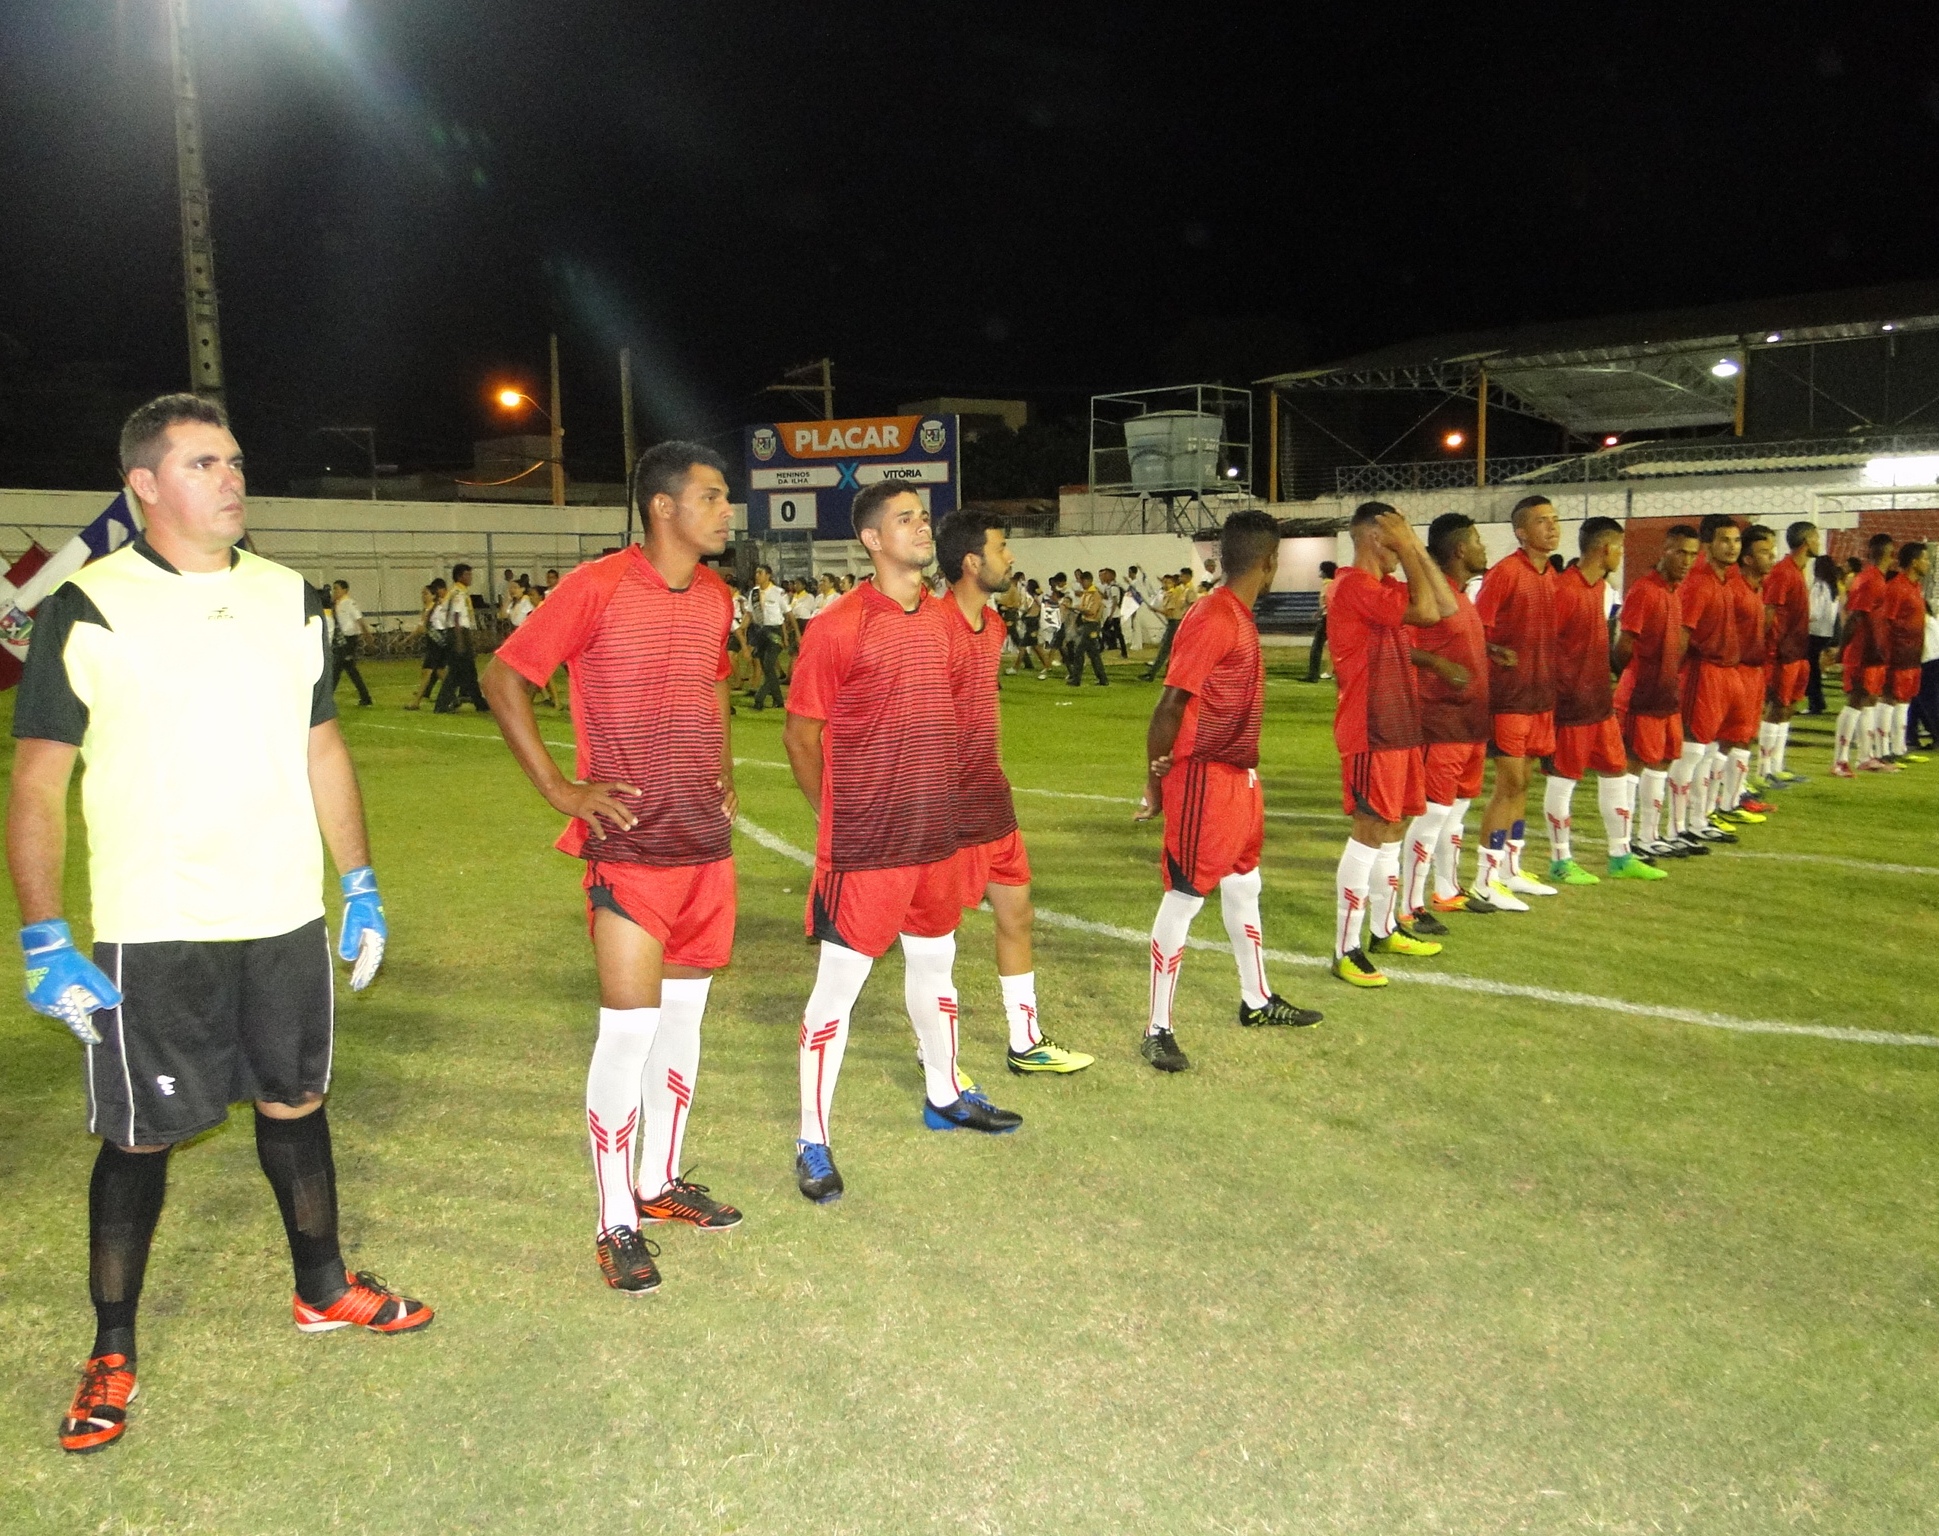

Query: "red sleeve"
<box><xmin>1620</xmin><ymin>582</ymin><xmax>1658</xmax><ymax>637</ymax></box>
<box><xmin>1162</xmin><ymin>600</ymin><xmax>1236</xmax><ymax>697</ymax></box>
<box><xmin>785</xmin><ymin>596</ymin><xmax>859</xmax><ymax>720</ymax></box>
<box><xmin>1472</xmin><ymin>562</ymin><xmax>1510</xmax><ymax>636</ymax></box>
<box><xmin>1332</xmin><ymin>569</ymin><xmax>1410</xmax><ymax>628</ymax></box>
<box><xmin>703</xmin><ymin>573</ymin><xmax>732</xmax><ymax>682</ymax></box>
<box><xmin>493</xmin><ymin>564</ymin><xmax>608</xmax><ymax>686</ymax></box>
<box><xmin>1679</xmin><ymin>574</ymin><xmax>1713</xmax><ymax>632</ymax></box>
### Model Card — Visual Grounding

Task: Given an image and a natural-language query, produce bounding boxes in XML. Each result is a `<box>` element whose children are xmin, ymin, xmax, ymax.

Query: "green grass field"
<box><xmin>3</xmin><ymin>645</ymin><xmax>1936</xmax><ymax>1534</ymax></box>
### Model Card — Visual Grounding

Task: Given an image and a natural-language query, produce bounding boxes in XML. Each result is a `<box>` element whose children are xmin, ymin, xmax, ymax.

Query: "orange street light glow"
<box><xmin>1443</xmin><ymin>430</ymin><xmax>1465</xmax><ymax>449</ymax></box>
<box><xmin>496</xmin><ymin>388</ymin><xmax>525</xmax><ymax>409</ymax></box>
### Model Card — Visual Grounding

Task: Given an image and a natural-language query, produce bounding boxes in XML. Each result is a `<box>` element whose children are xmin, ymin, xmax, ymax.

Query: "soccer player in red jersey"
<box><xmin>1883</xmin><ymin>541</ymin><xmax>1933</xmax><ymax>763</ymax></box>
<box><xmin>1328</xmin><ymin>502</ymin><xmax>1457</xmax><ymax>987</ymax></box>
<box><xmin>1544</xmin><ymin>517</ymin><xmax>1666</xmax><ymax>883</ymax></box>
<box><xmin>484</xmin><ymin>442</ymin><xmax>744</xmax><ymax>1295</ymax></box>
<box><xmin>1834</xmin><ymin>532</ymin><xmax>1896</xmax><ymax>774</ymax></box>
<box><xmin>1757</xmin><ymin>521</ymin><xmax>1817</xmax><ymax>786</ymax></box>
<box><xmin>782</xmin><ymin>485</ymin><xmax>1022</xmax><ymax>1201</ymax></box>
<box><xmin>1401</xmin><ymin>513</ymin><xmax>1497</xmax><ymax>922</ymax></box>
<box><xmin>1614</xmin><ymin>524</ymin><xmax>1699</xmax><ymax>861</ymax></box>
<box><xmin>935</xmin><ymin>509</ymin><xmax>1093</xmax><ymax>1076</ymax></box>
<box><xmin>1135</xmin><ymin>511</ymin><xmax>1323</xmax><ymax>1071</ymax></box>
<box><xmin>1474</xmin><ymin>495</ymin><xmax>1562</xmax><ymax>903</ymax></box>
<box><xmin>1720</xmin><ymin>526</ymin><xmax>1779</xmax><ymax>824</ymax></box>
<box><xmin>1669</xmin><ymin>514</ymin><xmax>1746</xmax><ymax>843</ymax></box>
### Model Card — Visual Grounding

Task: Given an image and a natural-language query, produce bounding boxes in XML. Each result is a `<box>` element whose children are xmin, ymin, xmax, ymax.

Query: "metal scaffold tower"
<box><xmin>166</xmin><ymin>0</ymin><xmax>226</xmax><ymax>407</ymax></box>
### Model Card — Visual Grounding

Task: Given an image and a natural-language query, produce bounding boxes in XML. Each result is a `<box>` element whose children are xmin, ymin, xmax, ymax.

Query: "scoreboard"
<box><xmin>744</xmin><ymin>414</ymin><xmax>960</xmax><ymax>539</ymax></box>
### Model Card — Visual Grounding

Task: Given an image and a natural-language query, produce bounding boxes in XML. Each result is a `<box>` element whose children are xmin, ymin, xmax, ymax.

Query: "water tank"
<box><xmin>1123</xmin><ymin>411</ymin><xmax>1222</xmax><ymax>493</ymax></box>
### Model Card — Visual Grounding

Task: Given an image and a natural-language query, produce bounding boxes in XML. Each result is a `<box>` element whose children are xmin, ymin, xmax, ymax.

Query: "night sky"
<box><xmin>3</xmin><ymin>1</ymin><xmax>1938</xmax><ymax>489</ymax></box>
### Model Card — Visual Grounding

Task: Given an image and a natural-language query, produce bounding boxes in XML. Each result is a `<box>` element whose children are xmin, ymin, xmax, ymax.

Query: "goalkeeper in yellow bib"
<box><xmin>8</xmin><ymin>395</ymin><xmax>431</xmax><ymax>1456</ymax></box>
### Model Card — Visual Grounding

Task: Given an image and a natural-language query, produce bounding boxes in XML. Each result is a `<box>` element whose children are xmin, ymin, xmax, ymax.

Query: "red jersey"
<box><xmin>1165</xmin><ymin>585</ymin><xmax>1264</xmax><ymax>767</ymax></box>
<box><xmin>1884</xmin><ymin>572</ymin><xmax>1929</xmax><ymax>668</ymax></box>
<box><xmin>1614</xmin><ymin>567</ymin><xmax>1685</xmax><ymax>717</ymax></box>
<box><xmin>787</xmin><ymin>582</ymin><xmax>958</xmax><ymax>871</ymax></box>
<box><xmin>1330</xmin><ymin>565</ymin><xmax>1422</xmax><ymax>754</ymax></box>
<box><xmin>943</xmin><ymin>596</ymin><xmax>1018</xmax><ymax>846</ymax></box>
<box><xmin>1406</xmin><ymin>587</ymin><xmax>1489</xmax><ymax>745</ymax></box>
<box><xmin>1551</xmin><ymin>564</ymin><xmax>1615</xmax><ymax>727</ymax></box>
<box><xmin>494</xmin><ymin>547</ymin><xmax>733</xmax><ymax>867</ymax></box>
<box><xmin>1762</xmin><ymin>553</ymin><xmax>1811</xmax><ymax>664</ymax></box>
<box><xmin>1844</xmin><ymin>564</ymin><xmax>1889</xmax><ymax>664</ymax></box>
<box><xmin>1474</xmin><ymin>549</ymin><xmax>1555</xmax><ymax>714</ymax></box>
<box><xmin>1679</xmin><ymin>560</ymin><xmax>1742</xmax><ymax>666</ymax></box>
<box><xmin>1733</xmin><ymin>571</ymin><xmax>1770</xmax><ymax>666</ymax></box>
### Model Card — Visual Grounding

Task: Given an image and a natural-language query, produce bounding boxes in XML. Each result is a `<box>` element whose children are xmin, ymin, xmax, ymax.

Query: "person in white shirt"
<box><xmin>747</xmin><ymin>564</ymin><xmax>789</xmax><ymax>711</ymax></box>
<box><xmin>406</xmin><ymin>578</ymin><xmax>448</xmax><ymax>710</ymax></box>
<box><xmin>787</xmin><ymin>578</ymin><xmax>818</xmax><ymax>647</ymax></box>
<box><xmin>327</xmin><ymin>580</ymin><xmax>372</xmax><ymax>706</ymax></box>
<box><xmin>433</xmin><ymin>564</ymin><xmax>490</xmax><ymax>714</ymax></box>
<box><xmin>812</xmin><ymin>573</ymin><xmax>839</xmax><ymax>615</ymax></box>
<box><xmin>1806</xmin><ymin>553</ymin><xmax>1842</xmax><ymax>716</ymax></box>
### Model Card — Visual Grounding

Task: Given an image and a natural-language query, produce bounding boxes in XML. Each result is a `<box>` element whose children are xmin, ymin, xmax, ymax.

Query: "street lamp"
<box><xmin>493</xmin><ymin>334</ymin><xmax>565</xmax><ymax>506</ymax></box>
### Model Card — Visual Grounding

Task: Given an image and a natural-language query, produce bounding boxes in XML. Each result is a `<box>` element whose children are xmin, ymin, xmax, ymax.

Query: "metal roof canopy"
<box><xmin>1260</xmin><ymin>280</ymin><xmax>1939</xmax><ymax>435</ymax></box>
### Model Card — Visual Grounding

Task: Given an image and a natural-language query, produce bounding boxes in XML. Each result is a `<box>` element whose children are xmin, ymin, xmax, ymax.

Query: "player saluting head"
<box><xmin>1136</xmin><ymin>508</ymin><xmax>1324</xmax><ymax>1071</ymax></box>
<box><xmin>935</xmin><ymin>509</ymin><xmax>1094</xmax><ymax>1077</ymax></box>
<box><xmin>1327</xmin><ymin>502</ymin><xmax>1459</xmax><ymax>987</ymax></box>
<box><xmin>12</xmin><ymin>394</ymin><xmax>426</xmax><ymax>1456</ymax></box>
<box><xmin>783</xmin><ymin>483</ymin><xmax>1024</xmax><ymax>1205</ymax></box>
<box><xmin>483</xmin><ymin>441</ymin><xmax>745</xmax><ymax>1297</ymax></box>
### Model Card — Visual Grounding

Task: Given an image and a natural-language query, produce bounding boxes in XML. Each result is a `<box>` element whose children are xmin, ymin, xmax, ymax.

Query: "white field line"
<box><xmin>730</xmin><ymin>812</ymin><xmax>1939</xmax><ymax>1051</ymax></box>
<box><xmin>351</xmin><ymin>725</ymin><xmax>1935</xmax><ymax>874</ymax></box>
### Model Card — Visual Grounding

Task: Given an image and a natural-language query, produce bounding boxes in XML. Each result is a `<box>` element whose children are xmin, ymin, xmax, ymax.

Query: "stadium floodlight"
<box><xmin>1883</xmin><ymin>323</ymin><xmax>1898</xmax><ymax>332</ymax></box>
<box><xmin>1862</xmin><ymin>455</ymin><xmax>1939</xmax><ymax>487</ymax></box>
<box><xmin>1710</xmin><ymin>359</ymin><xmax>1740</xmax><ymax>378</ymax></box>
<box><xmin>1442</xmin><ymin>430</ymin><xmax>1465</xmax><ymax>450</ymax></box>
<box><xmin>1603</xmin><ymin>434</ymin><xmax>1620</xmax><ymax>447</ymax></box>
<box><xmin>1224</xmin><ymin>465</ymin><xmax>1241</xmax><ymax>478</ymax></box>
<box><xmin>1765</xmin><ymin>331</ymin><xmax>1783</xmax><ymax>343</ymax></box>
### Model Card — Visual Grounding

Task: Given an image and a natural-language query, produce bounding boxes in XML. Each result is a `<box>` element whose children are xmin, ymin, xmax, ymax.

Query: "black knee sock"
<box><xmin>255</xmin><ymin>1107</ymin><xmax>347</xmax><ymax>1307</ymax></box>
<box><xmin>89</xmin><ymin>1141</ymin><xmax>171</xmax><ymax>1364</ymax></box>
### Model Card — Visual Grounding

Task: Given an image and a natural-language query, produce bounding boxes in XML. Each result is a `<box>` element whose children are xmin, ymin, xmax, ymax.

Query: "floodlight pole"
<box><xmin>619</xmin><ymin>347</ymin><xmax>637</xmax><ymax>543</ymax></box>
<box><xmin>165</xmin><ymin>0</ymin><xmax>226</xmax><ymax>408</ymax></box>
<box><xmin>1732</xmin><ymin>363</ymin><xmax>1746</xmax><ymax>437</ymax></box>
<box><xmin>1267</xmin><ymin>389</ymin><xmax>1280</xmax><ymax>502</ymax></box>
<box><xmin>548</xmin><ymin>332</ymin><xmax>565</xmax><ymax>507</ymax></box>
<box><xmin>1474</xmin><ymin>368</ymin><xmax>1489</xmax><ymax>488</ymax></box>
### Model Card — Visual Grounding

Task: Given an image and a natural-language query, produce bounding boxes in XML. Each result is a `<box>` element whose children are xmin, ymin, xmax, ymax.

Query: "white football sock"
<box><xmin>1772</xmin><ymin>719</ymin><xmax>1791</xmax><ymax>774</ymax></box>
<box><xmin>1835</xmin><ymin>705</ymin><xmax>1862</xmax><ymax>765</ymax></box>
<box><xmin>799</xmin><ymin>941</ymin><xmax>873</xmax><ymax>1146</ymax></box>
<box><xmin>1506</xmin><ymin>821</ymin><xmax>1527</xmax><ymax>878</ymax></box>
<box><xmin>1599</xmin><ymin>775</ymin><xmax>1633</xmax><ymax>857</ymax></box>
<box><xmin>1434</xmin><ymin>797</ymin><xmax>1470</xmax><ymax>899</ymax></box>
<box><xmin>1148</xmin><ymin>888</ymin><xmax>1204</xmax><ymax>1035</ymax></box>
<box><xmin>1757</xmin><ymin>720</ymin><xmax>1779</xmax><ymax>779</ymax></box>
<box><xmin>1725</xmin><ymin>747</ymin><xmax>1751</xmax><ymax>809</ymax></box>
<box><xmin>1403</xmin><ymin>802</ymin><xmax>1452</xmax><ymax>911</ymax></box>
<box><xmin>1698</xmin><ymin>746</ymin><xmax>1725</xmax><ymax>818</ymax></box>
<box><xmin>1218</xmin><ymin>867</ymin><xmax>1271</xmax><ymax>1010</ymax></box>
<box><xmin>1478</xmin><ymin>830</ymin><xmax>1507</xmax><ymax>889</ymax></box>
<box><xmin>1670</xmin><ymin>742</ymin><xmax>1706</xmax><ymax>832</ymax></box>
<box><xmin>1638</xmin><ymin>768</ymin><xmax>1668</xmax><ymax>847</ymax></box>
<box><xmin>901</xmin><ymin>932</ymin><xmax>962</xmax><ymax>1109</ymax></box>
<box><xmin>637</xmin><ymin>978</ymin><xmax>707</xmax><ymax>1200</ymax></box>
<box><xmin>1543</xmin><ymin>776</ymin><xmax>1577</xmax><ymax>863</ymax></box>
<box><xmin>1334</xmin><ymin>839</ymin><xmax>1379</xmax><ymax>957</ymax></box>
<box><xmin>1892</xmin><ymin>702</ymin><xmax>1910</xmax><ymax>756</ymax></box>
<box><xmin>1368</xmin><ymin>840</ymin><xmax>1404</xmax><ymax>939</ymax></box>
<box><xmin>1866</xmin><ymin>702</ymin><xmax>1887</xmax><ymax>761</ymax></box>
<box><xmin>588</xmin><ymin>1006</ymin><xmax>660</xmax><ymax>1233</ymax></box>
<box><xmin>1000</xmin><ymin>971</ymin><xmax>1041</xmax><ymax>1053</ymax></box>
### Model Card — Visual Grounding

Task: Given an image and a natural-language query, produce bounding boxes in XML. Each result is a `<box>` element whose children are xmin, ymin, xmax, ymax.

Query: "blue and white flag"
<box><xmin>0</xmin><ymin>491</ymin><xmax>142</xmax><ymax>665</ymax></box>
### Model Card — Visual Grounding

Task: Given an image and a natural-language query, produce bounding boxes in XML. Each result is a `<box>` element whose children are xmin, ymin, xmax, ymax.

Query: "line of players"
<box><xmin>1317</xmin><ymin>497</ymin><xmax>1930</xmax><ymax>989</ymax></box>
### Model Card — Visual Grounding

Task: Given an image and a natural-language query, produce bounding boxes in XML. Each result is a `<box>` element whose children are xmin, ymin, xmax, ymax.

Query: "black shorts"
<box><xmin>421</xmin><ymin>633</ymin><xmax>448</xmax><ymax>667</ymax></box>
<box><xmin>85</xmin><ymin>919</ymin><xmax>336</xmax><ymax>1147</ymax></box>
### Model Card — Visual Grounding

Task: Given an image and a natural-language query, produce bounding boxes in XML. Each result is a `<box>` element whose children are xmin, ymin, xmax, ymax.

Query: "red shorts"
<box><xmin>1422</xmin><ymin>740</ymin><xmax>1486</xmax><ymax>803</ymax></box>
<box><xmin>1890</xmin><ymin>666</ymin><xmax>1923</xmax><ymax>703</ymax></box>
<box><xmin>1767</xmin><ymin>659</ymin><xmax>1809</xmax><ymax>708</ymax></box>
<box><xmin>1341</xmin><ymin>748</ymin><xmax>1427</xmax><ymax>824</ymax></box>
<box><xmin>1618</xmin><ymin>710</ymin><xmax>1683</xmax><ymax>767</ymax></box>
<box><xmin>585</xmin><ymin>857</ymin><xmax>736</xmax><ymax>971</ymax></box>
<box><xmin>806</xmin><ymin>858</ymin><xmax>961</xmax><ymax>959</ymax></box>
<box><xmin>1680</xmin><ymin>661</ymin><xmax>1737</xmax><ymax>744</ymax></box>
<box><xmin>1842</xmin><ymin>643</ymin><xmax>1886</xmax><ymax>697</ymax></box>
<box><xmin>1725</xmin><ymin>666</ymin><xmax>1764</xmax><ymax>743</ymax></box>
<box><xmin>956</xmin><ymin>827</ymin><xmax>1032</xmax><ymax>905</ymax></box>
<box><xmin>1489</xmin><ymin>710</ymin><xmax>1556</xmax><ymax>759</ymax></box>
<box><xmin>1162</xmin><ymin>760</ymin><xmax>1264</xmax><ymax>896</ymax></box>
<box><xmin>1550</xmin><ymin>716</ymin><xmax>1625</xmax><ymax>779</ymax></box>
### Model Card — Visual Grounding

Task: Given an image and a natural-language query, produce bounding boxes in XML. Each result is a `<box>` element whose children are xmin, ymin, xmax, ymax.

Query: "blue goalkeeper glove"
<box><xmin>21</xmin><ymin>920</ymin><xmax>122</xmax><ymax>1045</ymax></box>
<box><xmin>337</xmin><ymin>866</ymin><xmax>387</xmax><ymax>991</ymax></box>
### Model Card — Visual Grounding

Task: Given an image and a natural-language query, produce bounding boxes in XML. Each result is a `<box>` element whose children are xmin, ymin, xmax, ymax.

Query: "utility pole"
<box><xmin>763</xmin><ymin>358</ymin><xmax>835</xmax><ymax>420</ymax></box>
<box><xmin>165</xmin><ymin>0</ymin><xmax>226</xmax><ymax>408</ymax></box>
<box><xmin>548</xmin><ymin>331</ymin><xmax>565</xmax><ymax>507</ymax></box>
<box><xmin>619</xmin><ymin>347</ymin><xmax>637</xmax><ymax>542</ymax></box>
